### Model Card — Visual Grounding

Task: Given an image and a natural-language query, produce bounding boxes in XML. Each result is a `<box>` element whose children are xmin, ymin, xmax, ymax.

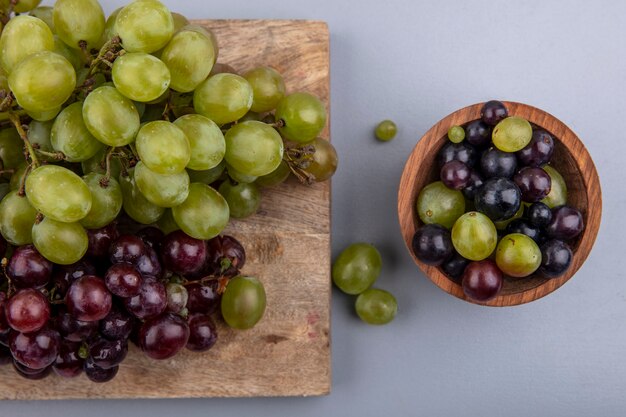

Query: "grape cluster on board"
<box><xmin>412</xmin><ymin>100</ymin><xmax>584</xmax><ymax>302</ymax></box>
<box><xmin>0</xmin><ymin>0</ymin><xmax>337</xmax><ymax>382</ymax></box>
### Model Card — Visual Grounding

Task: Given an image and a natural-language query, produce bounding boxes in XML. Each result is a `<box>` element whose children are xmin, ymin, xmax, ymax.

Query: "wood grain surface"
<box><xmin>398</xmin><ymin>102</ymin><xmax>602</xmax><ymax>307</ymax></box>
<box><xmin>0</xmin><ymin>20</ymin><xmax>331</xmax><ymax>399</ymax></box>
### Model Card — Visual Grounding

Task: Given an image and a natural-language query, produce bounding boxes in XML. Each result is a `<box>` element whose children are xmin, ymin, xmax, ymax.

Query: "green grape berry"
<box><xmin>172</xmin><ymin>183</ymin><xmax>229</xmax><ymax>240</ymax></box>
<box><xmin>416</xmin><ymin>181</ymin><xmax>465</xmax><ymax>229</ymax></box>
<box><xmin>115</xmin><ymin>0</ymin><xmax>175</xmax><ymax>53</ymax></box>
<box><xmin>112</xmin><ymin>53</ymin><xmax>171</xmax><ymax>102</ymax></box>
<box><xmin>156</xmin><ymin>209</ymin><xmax>180</xmax><ymax>235</ymax></box>
<box><xmin>0</xmin><ymin>191</ymin><xmax>37</xmax><ymax>245</ymax></box>
<box><xmin>243</xmin><ymin>66</ymin><xmax>286</xmax><ymax>113</ymax></box>
<box><xmin>29</xmin><ymin>6</ymin><xmax>55</xmax><ymax>31</ymax></box>
<box><xmin>0</xmin><ymin>15</ymin><xmax>54</xmax><ymax>73</ymax></box>
<box><xmin>14</xmin><ymin>0</ymin><xmax>42</xmax><ymax>13</ymax></box>
<box><xmin>355</xmin><ymin>288</ymin><xmax>397</xmax><ymax>325</ymax></box>
<box><xmin>495</xmin><ymin>233</ymin><xmax>542</xmax><ymax>277</ymax></box>
<box><xmin>173</xmin><ymin>114</ymin><xmax>225</xmax><ymax>171</ymax></box>
<box><xmin>541</xmin><ymin>165</ymin><xmax>568</xmax><ymax>208</ymax></box>
<box><xmin>51</xmin><ymin>102</ymin><xmax>104</xmax><ymax>162</ymax></box>
<box><xmin>53</xmin><ymin>0</ymin><xmax>105</xmax><ymax>50</ymax></box>
<box><xmin>218</xmin><ymin>180</ymin><xmax>261</xmax><ymax>219</ymax></box>
<box><xmin>0</xmin><ymin>128</ymin><xmax>24</xmax><ymax>170</ymax></box>
<box><xmin>80</xmin><ymin>173</ymin><xmax>123</xmax><ymax>229</ymax></box>
<box><xmin>375</xmin><ymin>120</ymin><xmax>397</xmax><ymax>142</ymax></box>
<box><xmin>186</xmin><ymin>161</ymin><xmax>226</xmax><ymax>185</ymax></box>
<box><xmin>276</xmin><ymin>92</ymin><xmax>327</xmax><ymax>143</ymax></box>
<box><xmin>221</xmin><ymin>276</ymin><xmax>266</xmax><ymax>330</ymax></box>
<box><xmin>451</xmin><ymin>212</ymin><xmax>497</xmax><ymax>261</ymax></box>
<box><xmin>447</xmin><ymin>125</ymin><xmax>465</xmax><ymax>143</ymax></box>
<box><xmin>224</xmin><ymin>121</ymin><xmax>284</xmax><ymax>177</ymax></box>
<box><xmin>303</xmin><ymin>138</ymin><xmax>338</xmax><ymax>182</ymax></box>
<box><xmin>32</xmin><ymin>217</ymin><xmax>88</xmax><ymax>265</ymax></box>
<box><xmin>256</xmin><ymin>161</ymin><xmax>291</xmax><ymax>188</ymax></box>
<box><xmin>118</xmin><ymin>169</ymin><xmax>165</xmax><ymax>224</ymax></box>
<box><xmin>136</xmin><ymin>121</ymin><xmax>191</xmax><ymax>175</ymax></box>
<box><xmin>194</xmin><ymin>73</ymin><xmax>253</xmax><ymax>125</ymax></box>
<box><xmin>134</xmin><ymin>161</ymin><xmax>190</xmax><ymax>208</ymax></box>
<box><xmin>82</xmin><ymin>86</ymin><xmax>140</xmax><ymax>147</ymax></box>
<box><xmin>492</xmin><ymin>116</ymin><xmax>533</xmax><ymax>152</ymax></box>
<box><xmin>332</xmin><ymin>243</ymin><xmax>382</xmax><ymax>295</ymax></box>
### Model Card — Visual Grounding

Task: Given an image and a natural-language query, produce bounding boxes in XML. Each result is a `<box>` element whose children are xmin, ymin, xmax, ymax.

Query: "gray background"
<box><xmin>4</xmin><ymin>0</ymin><xmax>625</xmax><ymax>416</ymax></box>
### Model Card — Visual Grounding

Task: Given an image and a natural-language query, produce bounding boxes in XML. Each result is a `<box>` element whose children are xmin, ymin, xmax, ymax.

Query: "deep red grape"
<box><xmin>86</xmin><ymin>223</ymin><xmax>119</xmax><ymax>259</ymax></box>
<box><xmin>99</xmin><ymin>307</ymin><xmax>134</xmax><ymax>341</ymax></box>
<box><xmin>54</xmin><ymin>309</ymin><xmax>98</xmax><ymax>342</ymax></box>
<box><xmin>462</xmin><ymin>260</ymin><xmax>503</xmax><ymax>301</ymax></box>
<box><xmin>527</xmin><ymin>202</ymin><xmax>552</xmax><ymax>228</ymax></box>
<box><xmin>205</xmin><ymin>235</ymin><xmax>246</xmax><ymax>277</ymax></box>
<box><xmin>137</xmin><ymin>227</ymin><xmax>165</xmax><ymax>251</ymax></box>
<box><xmin>135</xmin><ymin>246</ymin><xmax>162</xmax><ymax>278</ymax></box>
<box><xmin>9</xmin><ymin>328</ymin><xmax>60</xmax><ymax>370</ymax></box>
<box><xmin>513</xmin><ymin>167</ymin><xmax>552</xmax><ymax>203</ymax></box>
<box><xmin>186</xmin><ymin>314</ymin><xmax>218</xmax><ymax>352</ymax></box>
<box><xmin>105</xmin><ymin>263</ymin><xmax>143</xmax><ymax>298</ymax></box>
<box><xmin>412</xmin><ymin>224</ymin><xmax>454</xmax><ymax>266</ymax></box>
<box><xmin>51</xmin><ymin>260</ymin><xmax>97</xmax><ymax>299</ymax></box>
<box><xmin>52</xmin><ymin>340</ymin><xmax>83</xmax><ymax>378</ymax></box>
<box><xmin>139</xmin><ymin>313</ymin><xmax>190</xmax><ymax>360</ymax></box>
<box><xmin>437</xmin><ymin>142</ymin><xmax>478</xmax><ymax>168</ymax></box>
<box><xmin>161</xmin><ymin>230</ymin><xmax>207</xmax><ymax>276</ymax></box>
<box><xmin>7</xmin><ymin>245</ymin><xmax>53</xmax><ymax>289</ymax></box>
<box><xmin>5</xmin><ymin>288</ymin><xmax>50</xmax><ymax>333</ymax></box>
<box><xmin>66</xmin><ymin>276</ymin><xmax>112</xmax><ymax>322</ymax></box>
<box><xmin>517</xmin><ymin>129</ymin><xmax>554</xmax><ymax>167</ymax></box>
<box><xmin>462</xmin><ymin>170</ymin><xmax>484</xmax><ymax>201</ymax></box>
<box><xmin>540</xmin><ymin>240</ymin><xmax>573</xmax><ymax>278</ymax></box>
<box><xmin>465</xmin><ymin>120</ymin><xmax>491</xmax><ymax>148</ymax></box>
<box><xmin>440</xmin><ymin>160</ymin><xmax>471</xmax><ymax>190</ymax></box>
<box><xmin>186</xmin><ymin>282</ymin><xmax>220</xmax><ymax>315</ymax></box>
<box><xmin>89</xmin><ymin>337</ymin><xmax>128</xmax><ymax>369</ymax></box>
<box><xmin>546</xmin><ymin>206</ymin><xmax>584</xmax><ymax>240</ymax></box>
<box><xmin>474</xmin><ymin>178</ymin><xmax>522</xmax><ymax>221</ymax></box>
<box><xmin>480</xmin><ymin>147</ymin><xmax>517</xmax><ymax>179</ymax></box>
<box><xmin>13</xmin><ymin>360</ymin><xmax>52</xmax><ymax>380</ymax></box>
<box><xmin>124</xmin><ymin>279</ymin><xmax>167</xmax><ymax>320</ymax></box>
<box><xmin>481</xmin><ymin>100</ymin><xmax>508</xmax><ymax>126</ymax></box>
<box><xmin>84</xmin><ymin>359</ymin><xmax>118</xmax><ymax>383</ymax></box>
<box><xmin>110</xmin><ymin>235</ymin><xmax>146</xmax><ymax>264</ymax></box>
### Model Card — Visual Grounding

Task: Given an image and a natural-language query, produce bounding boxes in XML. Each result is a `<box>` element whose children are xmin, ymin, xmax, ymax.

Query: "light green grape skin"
<box><xmin>102</xmin><ymin>8</ymin><xmax>121</xmax><ymax>42</ymax></box>
<box><xmin>29</xmin><ymin>6</ymin><xmax>55</xmax><ymax>31</ymax></box>
<box><xmin>304</xmin><ymin>137</ymin><xmax>338</xmax><ymax>182</ymax></box>
<box><xmin>9</xmin><ymin>163</ymin><xmax>28</xmax><ymax>190</ymax></box>
<box><xmin>496</xmin><ymin>233</ymin><xmax>542</xmax><ymax>278</ymax></box>
<box><xmin>26</xmin><ymin>165</ymin><xmax>92</xmax><ymax>223</ymax></box>
<box><xmin>173</xmin><ymin>114</ymin><xmax>225</xmax><ymax>171</ymax></box>
<box><xmin>226</xmin><ymin>165</ymin><xmax>258</xmax><ymax>184</ymax></box>
<box><xmin>224</xmin><ymin>121</ymin><xmax>284</xmax><ymax>177</ymax></box>
<box><xmin>80</xmin><ymin>173</ymin><xmax>123</xmax><ymax>229</ymax></box>
<box><xmin>27</xmin><ymin>120</ymin><xmax>54</xmax><ymax>161</ymax></box>
<box><xmin>26</xmin><ymin>106</ymin><xmax>61</xmax><ymax>122</ymax></box>
<box><xmin>136</xmin><ymin>121</ymin><xmax>190</xmax><ymax>174</ymax></box>
<box><xmin>53</xmin><ymin>0</ymin><xmax>104</xmax><ymax>49</ymax></box>
<box><xmin>275</xmin><ymin>92</ymin><xmax>327</xmax><ymax>144</ymax></box>
<box><xmin>243</xmin><ymin>66</ymin><xmax>286</xmax><ymax>113</ymax></box>
<box><xmin>53</xmin><ymin>35</ymin><xmax>84</xmax><ymax>71</ymax></box>
<box><xmin>156</xmin><ymin>209</ymin><xmax>180</xmax><ymax>235</ymax></box>
<box><xmin>14</xmin><ymin>0</ymin><xmax>42</xmax><ymax>13</ymax></box>
<box><xmin>51</xmin><ymin>102</ymin><xmax>104</xmax><ymax>162</ymax></box>
<box><xmin>375</xmin><ymin>120</ymin><xmax>397</xmax><ymax>142</ymax></box>
<box><xmin>221</xmin><ymin>276</ymin><xmax>266</xmax><ymax>330</ymax></box>
<box><xmin>447</xmin><ymin>125</ymin><xmax>465</xmax><ymax>143</ymax></box>
<box><xmin>118</xmin><ymin>169</ymin><xmax>165</xmax><ymax>224</ymax></box>
<box><xmin>492</xmin><ymin>116</ymin><xmax>533</xmax><ymax>153</ymax></box>
<box><xmin>171</xmin><ymin>13</ymin><xmax>190</xmax><ymax>32</ymax></box>
<box><xmin>134</xmin><ymin>161</ymin><xmax>189</xmax><ymax>208</ymax></box>
<box><xmin>0</xmin><ymin>191</ymin><xmax>37</xmax><ymax>245</ymax></box>
<box><xmin>9</xmin><ymin>51</ymin><xmax>75</xmax><ymax>113</ymax></box>
<box><xmin>187</xmin><ymin>161</ymin><xmax>226</xmax><ymax>185</ymax></box>
<box><xmin>161</xmin><ymin>25</ymin><xmax>216</xmax><ymax>93</ymax></box>
<box><xmin>416</xmin><ymin>181</ymin><xmax>465</xmax><ymax>229</ymax></box>
<box><xmin>355</xmin><ymin>288</ymin><xmax>398</xmax><ymax>325</ymax></box>
<box><xmin>451</xmin><ymin>212</ymin><xmax>498</xmax><ymax>261</ymax></box>
<box><xmin>82</xmin><ymin>86</ymin><xmax>140</xmax><ymax>147</ymax></box>
<box><xmin>332</xmin><ymin>243</ymin><xmax>382</xmax><ymax>295</ymax></box>
<box><xmin>172</xmin><ymin>183</ymin><xmax>229</xmax><ymax>240</ymax></box>
<box><xmin>81</xmin><ymin>148</ymin><xmax>122</xmax><ymax>179</ymax></box>
<box><xmin>0</xmin><ymin>15</ymin><xmax>54</xmax><ymax>73</ymax></box>
<box><xmin>218</xmin><ymin>181</ymin><xmax>261</xmax><ymax>219</ymax></box>
<box><xmin>541</xmin><ymin>165</ymin><xmax>568</xmax><ymax>208</ymax></box>
<box><xmin>112</xmin><ymin>53</ymin><xmax>171</xmax><ymax>102</ymax></box>
<box><xmin>0</xmin><ymin>128</ymin><xmax>24</xmax><ymax>170</ymax></box>
<box><xmin>115</xmin><ymin>0</ymin><xmax>174</xmax><ymax>53</ymax></box>
<box><xmin>32</xmin><ymin>217</ymin><xmax>88</xmax><ymax>265</ymax></box>
<box><xmin>193</xmin><ymin>73</ymin><xmax>253</xmax><ymax>125</ymax></box>
<box><xmin>256</xmin><ymin>161</ymin><xmax>291</xmax><ymax>188</ymax></box>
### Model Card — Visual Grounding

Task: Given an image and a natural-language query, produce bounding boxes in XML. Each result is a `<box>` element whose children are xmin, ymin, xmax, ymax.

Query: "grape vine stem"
<box><xmin>8</xmin><ymin>112</ymin><xmax>39</xmax><ymax>168</ymax></box>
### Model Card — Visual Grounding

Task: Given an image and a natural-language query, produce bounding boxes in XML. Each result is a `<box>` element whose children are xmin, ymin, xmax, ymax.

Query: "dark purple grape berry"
<box><xmin>186</xmin><ymin>282</ymin><xmax>220</xmax><ymax>315</ymax></box>
<box><xmin>135</xmin><ymin>246</ymin><xmax>162</xmax><ymax>278</ymax></box>
<box><xmin>161</xmin><ymin>230</ymin><xmax>207</xmax><ymax>276</ymax></box>
<box><xmin>205</xmin><ymin>235</ymin><xmax>246</xmax><ymax>277</ymax></box>
<box><xmin>0</xmin><ymin>235</ymin><xmax>7</xmax><ymax>257</ymax></box>
<box><xmin>105</xmin><ymin>263</ymin><xmax>143</xmax><ymax>298</ymax></box>
<box><xmin>462</xmin><ymin>260</ymin><xmax>503</xmax><ymax>301</ymax></box>
<box><xmin>540</xmin><ymin>240</ymin><xmax>573</xmax><ymax>278</ymax></box>
<box><xmin>7</xmin><ymin>245</ymin><xmax>53</xmax><ymax>289</ymax></box>
<box><xmin>465</xmin><ymin>120</ymin><xmax>491</xmax><ymax>148</ymax></box>
<box><xmin>441</xmin><ymin>252</ymin><xmax>469</xmax><ymax>281</ymax></box>
<box><xmin>187</xmin><ymin>314</ymin><xmax>218</xmax><ymax>352</ymax></box>
<box><xmin>54</xmin><ymin>310</ymin><xmax>98</xmax><ymax>342</ymax></box>
<box><xmin>65</xmin><ymin>276</ymin><xmax>112</xmax><ymax>322</ymax></box>
<box><xmin>517</xmin><ymin>129</ymin><xmax>554</xmax><ymax>167</ymax></box>
<box><xmin>124</xmin><ymin>279</ymin><xmax>167</xmax><ymax>320</ymax></box>
<box><xmin>52</xmin><ymin>340</ymin><xmax>83</xmax><ymax>378</ymax></box>
<box><xmin>5</xmin><ymin>288</ymin><xmax>50</xmax><ymax>333</ymax></box>
<box><xmin>0</xmin><ymin>344</ymin><xmax>12</xmax><ymax>366</ymax></box>
<box><xmin>412</xmin><ymin>224</ymin><xmax>453</xmax><ymax>266</ymax></box>
<box><xmin>86</xmin><ymin>224</ymin><xmax>119</xmax><ymax>259</ymax></box>
<box><xmin>9</xmin><ymin>328</ymin><xmax>60</xmax><ymax>370</ymax></box>
<box><xmin>137</xmin><ymin>227</ymin><xmax>165</xmax><ymax>251</ymax></box>
<box><xmin>481</xmin><ymin>100</ymin><xmax>508</xmax><ymax>126</ymax></box>
<box><xmin>527</xmin><ymin>202</ymin><xmax>552</xmax><ymax>228</ymax></box>
<box><xmin>13</xmin><ymin>360</ymin><xmax>52</xmax><ymax>380</ymax></box>
<box><xmin>139</xmin><ymin>313</ymin><xmax>190</xmax><ymax>360</ymax></box>
<box><xmin>84</xmin><ymin>359</ymin><xmax>118</xmax><ymax>383</ymax></box>
<box><xmin>437</xmin><ymin>142</ymin><xmax>478</xmax><ymax>168</ymax></box>
<box><xmin>474</xmin><ymin>178</ymin><xmax>521</xmax><ymax>222</ymax></box>
<box><xmin>480</xmin><ymin>147</ymin><xmax>517</xmax><ymax>179</ymax></box>
<box><xmin>110</xmin><ymin>235</ymin><xmax>146</xmax><ymax>264</ymax></box>
<box><xmin>440</xmin><ymin>160</ymin><xmax>471</xmax><ymax>190</ymax></box>
<box><xmin>546</xmin><ymin>206</ymin><xmax>584</xmax><ymax>240</ymax></box>
<box><xmin>505</xmin><ymin>219</ymin><xmax>544</xmax><ymax>244</ymax></box>
<box><xmin>51</xmin><ymin>260</ymin><xmax>97</xmax><ymax>299</ymax></box>
<box><xmin>99</xmin><ymin>307</ymin><xmax>134</xmax><ymax>341</ymax></box>
<box><xmin>89</xmin><ymin>338</ymin><xmax>128</xmax><ymax>369</ymax></box>
<box><xmin>462</xmin><ymin>170</ymin><xmax>484</xmax><ymax>201</ymax></box>
<box><xmin>513</xmin><ymin>167</ymin><xmax>552</xmax><ymax>203</ymax></box>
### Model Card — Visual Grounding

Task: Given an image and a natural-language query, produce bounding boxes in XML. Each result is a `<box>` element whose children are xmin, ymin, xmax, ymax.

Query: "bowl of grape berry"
<box><xmin>398</xmin><ymin>101</ymin><xmax>601</xmax><ymax>306</ymax></box>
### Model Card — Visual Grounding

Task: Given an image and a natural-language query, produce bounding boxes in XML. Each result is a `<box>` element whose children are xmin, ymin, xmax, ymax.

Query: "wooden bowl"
<box><xmin>398</xmin><ymin>102</ymin><xmax>602</xmax><ymax>306</ymax></box>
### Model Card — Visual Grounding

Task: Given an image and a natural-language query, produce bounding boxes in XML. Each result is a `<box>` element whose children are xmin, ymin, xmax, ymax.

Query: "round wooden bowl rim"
<box><xmin>397</xmin><ymin>101</ymin><xmax>602</xmax><ymax>307</ymax></box>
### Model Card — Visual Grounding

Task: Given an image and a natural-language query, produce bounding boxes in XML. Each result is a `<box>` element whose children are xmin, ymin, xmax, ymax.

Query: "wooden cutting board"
<box><xmin>0</xmin><ymin>19</ymin><xmax>331</xmax><ymax>399</ymax></box>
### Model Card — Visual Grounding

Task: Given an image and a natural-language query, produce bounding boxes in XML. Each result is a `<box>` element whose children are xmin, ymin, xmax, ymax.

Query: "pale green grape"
<box><xmin>26</xmin><ymin>106</ymin><xmax>61</xmax><ymax>122</ymax></box>
<box><xmin>118</xmin><ymin>168</ymin><xmax>165</xmax><ymax>224</ymax></box>
<box><xmin>218</xmin><ymin>180</ymin><xmax>261</xmax><ymax>219</ymax></box>
<box><xmin>81</xmin><ymin>172</ymin><xmax>123</xmax><ymax>229</ymax></box>
<box><xmin>496</xmin><ymin>233</ymin><xmax>541</xmax><ymax>277</ymax></box>
<box><xmin>243</xmin><ymin>66</ymin><xmax>286</xmax><ymax>113</ymax></box>
<box><xmin>304</xmin><ymin>138</ymin><xmax>338</xmax><ymax>182</ymax></box>
<box><xmin>53</xmin><ymin>0</ymin><xmax>104</xmax><ymax>49</ymax></box>
<box><xmin>25</xmin><ymin>164</ymin><xmax>92</xmax><ymax>223</ymax></box>
<box><xmin>0</xmin><ymin>15</ymin><xmax>54</xmax><ymax>73</ymax></box>
<box><xmin>451</xmin><ymin>212</ymin><xmax>497</xmax><ymax>261</ymax></box>
<box><xmin>492</xmin><ymin>116</ymin><xmax>533</xmax><ymax>152</ymax></box>
<box><xmin>275</xmin><ymin>92</ymin><xmax>327</xmax><ymax>143</ymax></box>
<box><xmin>112</xmin><ymin>53</ymin><xmax>171</xmax><ymax>102</ymax></box>
<box><xmin>0</xmin><ymin>191</ymin><xmax>37</xmax><ymax>245</ymax></box>
<box><xmin>173</xmin><ymin>114</ymin><xmax>225</xmax><ymax>171</ymax></box>
<box><xmin>256</xmin><ymin>161</ymin><xmax>291</xmax><ymax>188</ymax></box>
<box><xmin>134</xmin><ymin>161</ymin><xmax>189</xmax><ymax>208</ymax></box>
<box><xmin>172</xmin><ymin>183</ymin><xmax>229</xmax><ymax>240</ymax></box>
<box><xmin>171</xmin><ymin>12</ymin><xmax>190</xmax><ymax>31</ymax></box>
<box><xmin>221</xmin><ymin>276</ymin><xmax>266</xmax><ymax>330</ymax></box>
<box><xmin>27</xmin><ymin>120</ymin><xmax>54</xmax><ymax>161</ymax></box>
<box><xmin>227</xmin><ymin>165</ymin><xmax>258</xmax><ymax>184</ymax></box>
<box><xmin>81</xmin><ymin>148</ymin><xmax>122</xmax><ymax>179</ymax></box>
<box><xmin>541</xmin><ymin>165</ymin><xmax>568</xmax><ymax>208</ymax></box>
<box><xmin>160</xmin><ymin>25</ymin><xmax>216</xmax><ymax>93</ymax></box>
<box><xmin>332</xmin><ymin>243</ymin><xmax>382</xmax><ymax>295</ymax></box>
<box><xmin>82</xmin><ymin>86</ymin><xmax>140</xmax><ymax>146</ymax></box>
<box><xmin>32</xmin><ymin>217</ymin><xmax>88</xmax><ymax>265</ymax></box>
<box><xmin>416</xmin><ymin>181</ymin><xmax>465</xmax><ymax>229</ymax></box>
<box><xmin>193</xmin><ymin>73</ymin><xmax>253</xmax><ymax>125</ymax></box>
<box><xmin>0</xmin><ymin>128</ymin><xmax>23</xmax><ymax>170</ymax></box>
<box><xmin>115</xmin><ymin>0</ymin><xmax>174</xmax><ymax>53</ymax></box>
<box><xmin>51</xmin><ymin>102</ymin><xmax>104</xmax><ymax>162</ymax></box>
<box><xmin>29</xmin><ymin>6</ymin><xmax>55</xmax><ymax>31</ymax></box>
<box><xmin>355</xmin><ymin>288</ymin><xmax>397</xmax><ymax>325</ymax></box>
<box><xmin>187</xmin><ymin>161</ymin><xmax>225</xmax><ymax>185</ymax></box>
<box><xmin>447</xmin><ymin>125</ymin><xmax>465</xmax><ymax>143</ymax></box>
<box><xmin>14</xmin><ymin>0</ymin><xmax>42</xmax><ymax>13</ymax></box>
<box><xmin>102</xmin><ymin>7</ymin><xmax>121</xmax><ymax>42</ymax></box>
<box><xmin>9</xmin><ymin>51</ymin><xmax>75</xmax><ymax>113</ymax></box>
<box><xmin>224</xmin><ymin>121</ymin><xmax>284</xmax><ymax>177</ymax></box>
<box><xmin>53</xmin><ymin>35</ymin><xmax>84</xmax><ymax>71</ymax></box>
<box><xmin>136</xmin><ymin>121</ymin><xmax>190</xmax><ymax>174</ymax></box>
<box><xmin>157</xmin><ymin>209</ymin><xmax>180</xmax><ymax>234</ymax></box>
<box><xmin>375</xmin><ymin>120</ymin><xmax>397</xmax><ymax>142</ymax></box>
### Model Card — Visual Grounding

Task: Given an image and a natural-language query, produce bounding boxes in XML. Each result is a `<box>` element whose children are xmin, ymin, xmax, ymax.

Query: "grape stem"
<box><xmin>17</xmin><ymin>163</ymin><xmax>31</xmax><ymax>197</ymax></box>
<box><xmin>100</xmin><ymin>146</ymin><xmax>117</xmax><ymax>188</ymax></box>
<box><xmin>0</xmin><ymin>91</ymin><xmax>14</xmax><ymax>113</ymax></box>
<box><xmin>283</xmin><ymin>146</ymin><xmax>316</xmax><ymax>185</ymax></box>
<box><xmin>85</xmin><ymin>36</ymin><xmax>124</xmax><ymax>79</ymax></box>
<box><xmin>8</xmin><ymin>112</ymin><xmax>39</xmax><ymax>168</ymax></box>
<box><xmin>0</xmin><ymin>169</ymin><xmax>14</xmax><ymax>175</ymax></box>
<box><xmin>33</xmin><ymin>147</ymin><xmax>66</xmax><ymax>161</ymax></box>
